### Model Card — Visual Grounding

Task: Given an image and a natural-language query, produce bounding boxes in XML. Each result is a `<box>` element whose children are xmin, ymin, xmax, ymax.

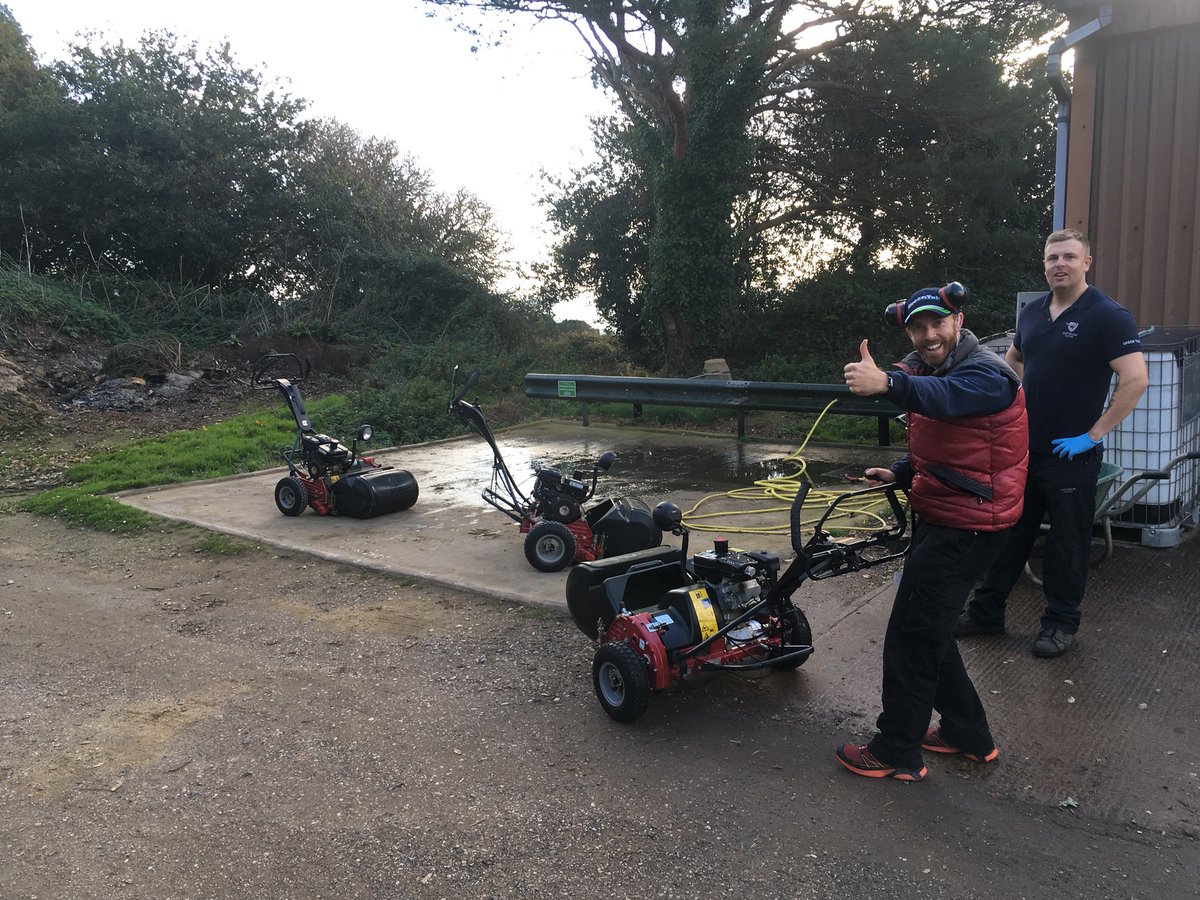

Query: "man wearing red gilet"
<box><xmin>837</xmin><ymin>285</ymin><xmax>1028</xmax><ymax>782</ymax></box>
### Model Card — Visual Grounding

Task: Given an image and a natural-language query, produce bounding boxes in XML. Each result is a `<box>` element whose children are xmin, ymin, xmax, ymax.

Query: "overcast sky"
<box><xmin>6</xmin><ymin>0</ymin><xmax>612</xmax><ymax>322</ymax></box>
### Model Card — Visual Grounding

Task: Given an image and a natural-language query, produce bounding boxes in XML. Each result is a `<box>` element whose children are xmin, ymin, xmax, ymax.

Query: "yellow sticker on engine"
<box><xmin>688</xmin><ymin>588</ymin><xmax>719</xmax><ymax>640</ymax></box>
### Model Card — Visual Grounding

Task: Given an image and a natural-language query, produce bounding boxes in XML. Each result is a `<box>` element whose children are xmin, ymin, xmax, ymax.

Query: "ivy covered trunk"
<box><xmin>640</xmin><ymin>4</ymin><xmax>762</xmax><ymax>374</ymax></box>
<box><xmin>644</xmin><ymin>152</ymin><xmax>741</xmax><ymax>373</ymax></box>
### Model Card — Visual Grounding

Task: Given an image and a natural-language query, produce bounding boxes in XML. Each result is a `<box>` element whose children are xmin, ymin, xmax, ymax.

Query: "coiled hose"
<box><xmin>680</xmin><ymin>400</ymin><xmax>906</xmax><ymax>537</ymax></box>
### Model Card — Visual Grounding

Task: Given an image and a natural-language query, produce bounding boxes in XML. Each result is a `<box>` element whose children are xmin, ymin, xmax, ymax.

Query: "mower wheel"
<box><xmin>771</xmin><ymin>604</ymin><xmax>814</xmax><ymax>671</ymax></box>
<box><xmin>592</xmin><ymin>642</ymin><xmax>650</xmax><ymax>723</ymax></box>
<box><xmin>524</xmin><ymin>521</ymin><xmax>577</xmax><ymax>572</ymax></box>
<box><xmin>274</xmin><ymin>476</ymin><xmax>309</xmax><ymax>517</ymax></box>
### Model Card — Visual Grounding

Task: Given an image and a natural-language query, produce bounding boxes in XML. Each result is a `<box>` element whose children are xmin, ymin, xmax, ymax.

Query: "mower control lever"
<box><xmin>652</xmin><ymin>500</ymin><xmax>689</xmax><ymax>559</ymax></box>
<box><xmin>584</xmin><ymin>450</ymin><xmax>618</xmax><ymax>499</ymax></box>
<box><xmin>802</xmin><ymin>483</ymin><xmax>909</xmax><ymax>580</ymax></box>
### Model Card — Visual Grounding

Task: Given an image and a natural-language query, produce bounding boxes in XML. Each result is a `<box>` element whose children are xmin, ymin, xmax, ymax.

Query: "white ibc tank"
<box><xmin>1105</xmin><ymin>327</ymin><xmax>1200</xmax><ymax>545</ymax></box>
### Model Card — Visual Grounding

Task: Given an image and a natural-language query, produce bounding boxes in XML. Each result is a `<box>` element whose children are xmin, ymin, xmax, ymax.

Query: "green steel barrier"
<box><xmin>523</xmin><ymin>373</ymin><xmax>900</xmax><ymax>445</ymax></box>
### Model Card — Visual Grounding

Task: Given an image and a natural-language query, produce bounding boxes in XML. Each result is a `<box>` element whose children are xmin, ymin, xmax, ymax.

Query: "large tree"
<box><xmin>295</xmin><ymin>121</ymin><xmax>505</xmax><ymax>281</ymax></box>
<box><xmin>750</xmin><ymin>15</ymin><xmax>1056</xmax><ymax>285</ymax></box>
<box><xmin>431</xmin><ymin>0</ymin><xmax>1057</xmax><ymax>370</ymax></box>
<box><xmin>1</xmin><ymin>20</ymin><xmax>512</xmax><ymax>326</ymax></box>
<box><xmin>57</xmin><ymin>32</ymin><xmax>309</xmax><ymax>290</ymax></box>
<box><xmin>291</xmin><ymin>118</ymin><xmax>508</xmax><ymax>329</ymax></box>
<box><xmin>536</xmin><ymin>118</ymin><xmax>652</xmax><ymax>352</ymax></box>
<box><xmin>0</xmin><ymin>4</ymin><xmax>41</xmax><ymax>106</ymax></box>
<box><xmin>0</xmin><ymin>4</ymin><xmax>68</xmax><ymax>267</ymax></box>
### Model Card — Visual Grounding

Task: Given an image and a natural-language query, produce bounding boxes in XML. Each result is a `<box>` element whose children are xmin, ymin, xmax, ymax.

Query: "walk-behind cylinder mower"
<box><xmin>252</xmin><ymin>353</ymin><xmax>419</xmax><ymax>518</ymax></box>
<box><xmin>448</xmin><ymin>366</ymin><xmax>663</xmax><ymax>572</ymax></box>
<box><xmin>566</xmin><ymin>481</ymin><xmax>910</xmax><ymax>723</ymax></box>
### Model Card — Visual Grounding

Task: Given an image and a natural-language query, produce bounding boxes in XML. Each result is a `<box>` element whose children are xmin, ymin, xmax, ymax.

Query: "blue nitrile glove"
<box><xmin>1050</xmin><ymin>432</ymin><xmax>1101</xmax><ymax>459</ymax></box>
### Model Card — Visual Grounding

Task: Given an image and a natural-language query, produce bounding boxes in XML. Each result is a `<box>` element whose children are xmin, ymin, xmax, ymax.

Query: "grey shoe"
<box><xmin>953</xmin><ymin>610</ymin><xmax>1005</xmax><ymax>638</ymax></box>
<box><xmin>1032</xmin><ymin>628</ymin><xmax>1073</xmax><ymax>658</ymax></box>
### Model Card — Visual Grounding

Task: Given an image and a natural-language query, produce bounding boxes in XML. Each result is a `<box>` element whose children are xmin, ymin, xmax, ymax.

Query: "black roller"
<box><xmin>332</xmin><ymin>469</ymin><xmax>419</xmax><ymax>518</ymax></box>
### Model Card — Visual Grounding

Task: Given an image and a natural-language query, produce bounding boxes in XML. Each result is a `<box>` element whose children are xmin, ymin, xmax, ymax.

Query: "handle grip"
<box><xmin>790</xmin><ymin>481</ymin><xmax>811</xmax><ymax>554</ymax></box>
<box><xmin>450</xmin><ymin>365</ymin><xmax>482</xmax><ymax>407</ymax></box>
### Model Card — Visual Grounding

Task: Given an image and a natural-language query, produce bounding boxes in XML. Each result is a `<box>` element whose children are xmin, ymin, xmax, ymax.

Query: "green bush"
<box><xmin>86</xmin><ymin>278</ymin><xmax>280</xmax><ymax>351</ymax></box>
<box><xmin>0</xmin><ymin>265</ymin><xmax>130</xmax><ymax>345</ymax></box>
<box><xmin>331</xmin><ymin>376</ymin><xmax>461</xmax><ymax>446</ymax></box>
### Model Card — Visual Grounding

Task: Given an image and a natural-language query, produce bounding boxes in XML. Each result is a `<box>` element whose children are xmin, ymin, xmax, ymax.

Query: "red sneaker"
<box><xmin>921</xmin><ymin>727</ymin><xmax>999</xmax><ymax>763</ymax></box>
<box><xmin>836</xmin><ymin>743</ymin><xmax>926</xmax><ymax>782</ymax></box>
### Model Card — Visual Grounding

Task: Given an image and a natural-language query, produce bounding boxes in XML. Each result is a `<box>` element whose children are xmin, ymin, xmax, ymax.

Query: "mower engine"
<box><xmin>624</xmin><ymin>540</ymin><xmax>789</xmax><ymax>666</ymax></box>
<box><xmin>532</xmin><ymin>466</ymin><xmax>588</xmax><ymax>522</ymax></box>
<box><xmin>692</xmin><ymin>539</ymin><xmax>780</xmax><ymax>628</ymax></box>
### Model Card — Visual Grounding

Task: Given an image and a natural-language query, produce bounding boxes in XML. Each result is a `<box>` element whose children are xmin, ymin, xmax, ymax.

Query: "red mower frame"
<box><xmin>567</xmin><ymin>482</ymin><xmax>910</xmax><ymax>722</ymax></box>
<box><xmin>448</xmin><ymin>365</ymin><xmax>662</xmax><ymax>572</ymax></box>
<box><xmin>252</xmin><ymin>353</ymin><xmax>418</xmax><ymax>519</ymax></box>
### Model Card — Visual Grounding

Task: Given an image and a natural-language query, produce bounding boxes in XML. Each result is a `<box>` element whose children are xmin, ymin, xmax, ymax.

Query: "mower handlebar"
<box><xmin>812</xmin><ymin>482</ymin><xmax>906</xmax><ymax>540</ymax></box>
<box><xmin>801</xmin><ymin>482</ymin><xmax>909</xmax><ymax>580</ymax></box>
<box><xmin>252</xmin><ymin>353</ymin><xmax>309</xmax><ymax>389</ymax></box>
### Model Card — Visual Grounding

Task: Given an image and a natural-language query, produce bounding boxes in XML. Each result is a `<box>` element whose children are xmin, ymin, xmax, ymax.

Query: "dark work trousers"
<box><xmin>869</xmin><ymin>519</ymin><xmax>1009</xmax><ymax>768</ymax></box>
<box><xmin>966</xmin><ymin>448</ymin><xmax>1102</xmax><ymax>635</ymax></box>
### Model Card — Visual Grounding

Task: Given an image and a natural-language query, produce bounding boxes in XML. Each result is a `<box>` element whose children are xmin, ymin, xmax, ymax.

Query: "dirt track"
<box><xmin>2</xmin><ymin>510</ymin><xmax>1198</xmax><ymax>899</ymax></box>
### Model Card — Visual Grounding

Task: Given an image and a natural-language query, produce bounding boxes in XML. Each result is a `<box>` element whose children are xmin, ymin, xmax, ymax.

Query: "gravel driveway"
<box><xmin>1</xmin><ymin>511</ymin><xmax>1196</xmax><ymax>899</ymax></box>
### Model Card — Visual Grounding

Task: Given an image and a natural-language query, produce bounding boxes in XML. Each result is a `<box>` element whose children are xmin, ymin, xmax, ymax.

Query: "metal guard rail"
<box><xmin>523</xmin><ymin>373</ymin><xmax>900</xmax><ymax>445</ymax></box>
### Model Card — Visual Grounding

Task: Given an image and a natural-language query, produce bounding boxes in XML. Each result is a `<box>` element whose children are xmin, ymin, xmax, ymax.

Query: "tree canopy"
<box><xmin>0</xmin><ymin>14</ymin><xmax>512</xmax><ymax>342</ymax></box>
<box><xmin>432</xmin><ymin>0</ymin><xmax>1062</xmax><ymax>370</ymax></box>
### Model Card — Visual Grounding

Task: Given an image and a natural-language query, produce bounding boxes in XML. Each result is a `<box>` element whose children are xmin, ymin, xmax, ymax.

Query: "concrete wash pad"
<box><xmin>114</xmin><ymin>421</ymin><xmax>898</xmax><ymax>614</ymax></box>
<box><xmin>115</xmin><ymin>421</ymin><xmax>1200</xmax><ymax>835</ymax></box>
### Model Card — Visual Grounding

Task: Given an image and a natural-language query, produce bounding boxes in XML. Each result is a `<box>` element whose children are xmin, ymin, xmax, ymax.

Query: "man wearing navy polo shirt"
<box><xmin>958</xmin><ymin>229</ymin><xmax>1148</xmax><ymax>657</ymax></box>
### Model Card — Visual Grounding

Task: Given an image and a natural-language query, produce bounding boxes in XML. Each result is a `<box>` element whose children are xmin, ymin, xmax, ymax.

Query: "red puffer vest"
<box><xmin>906</xmin><ymin>387</ymin><xmax>1028</xmax><ymax>531</ymax></box>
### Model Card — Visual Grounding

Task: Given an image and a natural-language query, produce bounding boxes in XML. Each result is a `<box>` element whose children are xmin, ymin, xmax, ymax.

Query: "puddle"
<box><xmin>594</xmin><ymin>445</ymin><xmax>848</xmax><ymax>498</ymax></box>
<box><xmin>420</xmin><ymin>432</ymin><xmax>866</xmax><ymax>511</ymax></box>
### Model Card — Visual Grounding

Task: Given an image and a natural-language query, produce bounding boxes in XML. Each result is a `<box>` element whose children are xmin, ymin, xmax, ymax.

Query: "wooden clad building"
<box><xmin>1059</xmin><ymin>0</ymin><xmax>1200</xmax><ymax>327</ymax></box>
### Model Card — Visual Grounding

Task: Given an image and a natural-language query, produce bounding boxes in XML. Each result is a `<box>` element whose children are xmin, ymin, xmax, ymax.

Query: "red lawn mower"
<box><xmin>252</xmin><ymin>353</ymin><xmax>418</xmax><ymax>518</ymax></box>
<box><xmin>566</xmin><ymin>481</ymin><xmax>910</xmax><ymax>722</ymax></box>
<box><xmin>448</xmin><ymin>366</ymin><xmax>663</xmax><ymax>572</ymax></box>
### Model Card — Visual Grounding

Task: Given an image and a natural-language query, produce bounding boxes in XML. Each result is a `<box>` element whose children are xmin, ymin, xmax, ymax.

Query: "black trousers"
<box><xmin>967</xmin><ymin>448</ymin><xmax>1102</xmax><ymax>635</ymax></box>
<box><xmin>868</xmin><ymin>519</ymin><xmax>1008</xmax><ymax>769</ymax></box>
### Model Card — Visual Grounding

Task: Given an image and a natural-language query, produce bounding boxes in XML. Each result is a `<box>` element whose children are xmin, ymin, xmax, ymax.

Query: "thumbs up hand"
<box><xmin>843</xmin><ymin>339</ymin><xmax>890</xmax><ymax>396</ymax></box>
<box><xmin>857</xmin><ymin>339</ymin><xmax>874</xmax><ymax>365</ymax></box>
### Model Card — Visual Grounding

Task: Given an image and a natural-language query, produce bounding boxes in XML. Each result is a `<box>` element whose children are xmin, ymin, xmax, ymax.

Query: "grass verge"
<box><xmin>17</xmin><ymin>395</ymin><xmax>347</xmax><ymax>532</ymax></box>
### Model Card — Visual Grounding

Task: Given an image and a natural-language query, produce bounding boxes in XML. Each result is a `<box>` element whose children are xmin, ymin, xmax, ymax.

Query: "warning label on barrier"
<box><xmin>557</xmin><ymin>380</ymin><xmax>577</xmax><ymax>398</ymax></box>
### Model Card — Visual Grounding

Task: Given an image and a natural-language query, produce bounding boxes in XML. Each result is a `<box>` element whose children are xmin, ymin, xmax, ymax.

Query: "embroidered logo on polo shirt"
<box><xmin>1063</xmin><ymin>320</ymin><xmax>1079</xmax><ymax>339</ymax></box>
<box><xmin>1067</xmin><ymin>322</ymin><xmax>1078</xmax><ymax>332</ymax></box>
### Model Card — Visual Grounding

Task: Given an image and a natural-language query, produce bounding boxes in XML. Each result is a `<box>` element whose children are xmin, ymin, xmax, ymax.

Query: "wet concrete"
<box><xmin>114</xmin><ymin>421</ymin><xmax>1200</xmax><ymax>841</ymax></box>
<box><xmin>113</xmin><ymin>421</ymin><xmax>898</xmax><ymax>612</ymax></box>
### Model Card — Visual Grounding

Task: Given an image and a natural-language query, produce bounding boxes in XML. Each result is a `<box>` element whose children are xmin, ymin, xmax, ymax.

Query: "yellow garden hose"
<box><xmin>680</xmin><ymin>400</ymin><xmax>907</xmax><ymax>537</ymax></box>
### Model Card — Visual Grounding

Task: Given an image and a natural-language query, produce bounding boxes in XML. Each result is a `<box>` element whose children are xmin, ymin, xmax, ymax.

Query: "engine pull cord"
<box><xmin>681</xmin><ymin>399</ymin><xmax>905</xmax><ymax>536</ymax></box>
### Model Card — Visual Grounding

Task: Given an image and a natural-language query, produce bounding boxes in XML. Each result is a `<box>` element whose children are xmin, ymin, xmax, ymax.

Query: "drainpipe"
<box><xmin>1047</xmin><ymin>4</ymin><xmax>1113</xmax><ymax>230</ymax></box>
